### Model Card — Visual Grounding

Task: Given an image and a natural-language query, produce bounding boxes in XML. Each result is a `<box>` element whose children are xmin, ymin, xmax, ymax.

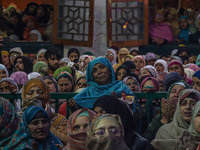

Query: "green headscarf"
<box><xmin>33</xmin><ymin>61</ymin><xmax>48</xmax><ymax>73</ymax></box>
<box><xmin>53</xmin><ymin>66</ymin><xmax>72</xmax><ymax>80</ymax></box>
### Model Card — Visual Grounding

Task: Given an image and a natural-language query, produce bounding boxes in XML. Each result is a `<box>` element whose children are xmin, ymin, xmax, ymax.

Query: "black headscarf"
<box><xmin>14</xmin><ymin>56</ymin><xmax>33</xmax><ymax>75</ymax></box>
<box><xmin>115</xmin><ymin>64</ymin><xmax>130</xmax><ymax>80</ymax></box>
<box><xmin>122</xmin><ymin>60</ymin><xmax>136</xmax><ymax>70</ymax></box>
<box><xmin>164</xmin><ymin>72</ymin><xmax>183</xmax><ymax>91</ymax></box>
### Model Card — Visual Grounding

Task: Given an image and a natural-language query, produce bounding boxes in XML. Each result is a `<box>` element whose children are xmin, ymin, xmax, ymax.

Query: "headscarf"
<box><xmin>193</xmin><ymin>70</ymin><xmax>200</xmax><ymax>80</ymax></box>
<box><xmin>1</xmin><ymin>51</ymin><xmax>9</xmax><ymax>57</ymax></box>
<box><xmin>14</xmin><ymin>56</ymin><xmax>33</xmax><ymax>75</ymax></box>
<box><xmin>30</xmin><ymin>30</ymin><xmax>43</xmax><ymax>41</ymax></box>
<box><xmin>185</xmin><ymin>63</ymin><xmax>200</xmax><ymax>72</ymax></box>
<box><xmin>151</xmin><ymin>89</ymin><xmax>200</xmax><ymax>150</ymax></box>
<box><xmin>73</xmin><ymin>57</ymin><xmax>134</xmax><ymax>109</ymax></box>
<box><xmin>0</xmin><ymin>64</ymin><xmax>9</xmax><ymax>77</ymax></box>
<box><xmin>105</xmin><ymin>48</ymin><xmax>117</xmax><ymax>65</ymax></box>
<box><xmin>43</xmin><ymin>76</ymin><xmax>59</xmax><ymax>92</ymax></box>
<box><xmin>178</xmin><ymin>16</ymin><xmax>189</xmax><ymax>42</ymax></box>
<box><xmin>37</xmin><ymin>48</ymin><xmax>46</xmax><ymax>60</ymax></box>
<box><xmin>122</xmin><ymin>60</ymin><xmax>136</xmax><ymax>70</ymax></box>
<box><xmin>189</xmin><ymin>101</ymin><xmax>200</xmax><ymax>137</ymax></box>
<box><xmin>53</xmin><ymin>66</ymin><xmax>72</xmax><ymax>80</ymax></box>
<box><xmin>21</xmin><ymin>78</ymin><xmax>49</xmax><ymax>110</ymax></box>
<box><xmin>28</xmin><ymin>72</ymin><xmax>41</xmax><ymax>80</ymax></box>
<box><xmin>59</xmin><ymin>57</ymin><xmax>71</xmax><ymax>65</ymax></box>
<box><xmin>33</xmin><ymin>61</ymin><xmax>48</xmax><ymax>77</ymax></box>
<box><xmin>140</xmin><ymin>65</ymin><xmax>158</xmax><ymax>78</ymax></box>
<box><xmin>123</xmin><ymin>76</ymin><xmax>141</xmax><ymax>92</ymax></box>
<box><xmin>154</xmin><ymin>59</ymin><xmax>168</xmax><ymax>73</ymax></box>
<box><xmin>141</xmin><ymin>76</ymin><xmax>160</xmax><ymax>92</ymax></box>
<box><xmin>113</xmin><ymin>48</ymin><xmax>129</xmax><ymax>71</ymax></box>
<box><xmin>63</xmin><ymin>108</ymin><xmax>96</xmax><ymax>150</ymax></box>
<box><xmin>9</xmin><ymin>47</ymin><xmax>23</xmax><ymax>56</ymax></box>
<box><xmin>196</xmin><ymin>54</ymin><xmax>200</xmax><ymax>67</ymax></box>
<box><xmin>164</xmin><ymin>72</ymin><xmax>183</xmax><ymax>91</ymax></box>
<box><xmin>0</xmin><ymin>77</ymin><xmax>19</xmax><ymax>92</ymax></box>
<box><xmin>115</xmin><ymin>64</ymin><xmax>130</xmax><ymax>80</ymax></box>
<box><xmin>184</xmin><ymin>68</ymin><xmax>195</xmax><ymax>79</ymax></box>
<box><xmin>168</xmin><ymin>60</ymin><xmax>184</xmax><ymax>76</ymax></box>
<box><xmin>23</xmin><ymin>106</ymin><xmax>63</xmax><ymax>150</ymax></box>
<box><xmin>132</xmin><ymin>55</ymin><xmax>146</xmax><ymax>66</ymax></box>
<box><xmin>0</xmin><ymin>98</ymin><xmax>32</xmax><ymax>149</ymax></box>
<box><xmin>10</xmin><ymin>71</ymin><xmax>28</xmax><ymax>85</ymax></box>
<box><xmin>169</xmin><ymin>56</ymin><xmax>183</xmax><ymax>64</ymax></box>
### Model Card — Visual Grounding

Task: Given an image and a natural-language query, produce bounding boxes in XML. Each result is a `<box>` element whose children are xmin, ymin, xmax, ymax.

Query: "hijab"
<box><xmin>140</xmin><ymin>65</ymin><xmax>158</xmax><ymax>78</ymax></box>
<box><xmin>196</xmin><ymin>54</ymin><xmax>200</xmax><ymax>67</ymax></box>
<box><xmin>73</xmin><ymin>57</ymin><xmax>134</xmax><ymax>109</ymax></box>
<box><xmin>154</xmin><ymin>59</ymin><xmax>168</xmax><ymax>73</ymax></box>
<box><xmin>23</xmin><ymin>106</ymin><xmax>63</xmax><ymax>150</ymax></box>
<box><xmin>14</xmin><ymin>56</ymin><xmax>33</xmax><ymax>75</ymax></box>
<box><xmin>28</xmin><ymin>72</ymin><xmax>41</xmax><ymax>80</ymax></box>
<box><xmin>37</xmin><ymin>48</ymin><xmax>47</xmax><ymax>60</ymax></box>
<box><xmin>113</xmin><ymin>48</ymin><xmax>129</xmax><ymax>71</ymax></box>
<box><xmin>10</xmin><ymin>71</ymin><xmax>28</xmax><ymax>86</ymax></box>
<box><xmin>105</xmin><ymin>48</ymin><xmax>117</xmax><ymax>65</ymax></box>
<box><xmin>141</xmin><ymin>76</ymin><xmax>160</xmax><ymax>92</ymax></box>
<box><xmin>193</xmin><ymin>70</ymin><xmax>200</xmax><ymax>79</ymax></box>
<box><xmin>0</xmin><ymin>64</ymin><xmax>9</xmax><ymax>77</ymax></box>
<box><xmin>43</xmin><ymin>76</ymin><xmax>59</xmax><ymax>92</ymax></box>
<box><xmin>152</xmin><ymin>89</ymin><xmax>200</xmax><ymax>150</ymax></box>
<box><xmin>123</xmin><ymin>76</ymin><xmax>141</xmax><ymax>92</ymax></box>
<box><xmin>63</xmin><ymin>108</ymin><xmax>96</xmax><ymax>150</ymax></box>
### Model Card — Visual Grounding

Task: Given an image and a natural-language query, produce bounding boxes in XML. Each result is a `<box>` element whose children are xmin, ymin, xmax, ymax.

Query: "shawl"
<box><xmin>113</xmin><ymin>48</ymin><xmax>129</xmax><ymax>71</ymax></box>
<box><xmin>14</xmin><ymin>56</ymin><xmax>33</xmax><ymax>75</ymax></box>
<box><xmin>189</xmin><ymin>101</ymin><xmax>200</xmax><ymax>137</ymax></box>
<box><xmin>154</xmin><ymin>59</ymin><xmax>168</xmax><ymax>73</ymax></box>
<box><xmin>37</xmin><ymin>49</ymin><xmax>47</xmax><ymax>60</ymax></box>
<box><xmin>105</xmin><ymin>49</ymin><xmax>117</xmax><ymax>65</ymax></box>
<box><xmin>149</xmin><ymin>22</ymin><xmax>174</xmax><ymax>42</ymax></box>
<box><xmin>184</xmin><ymin>68</ymin><xmax>195</xmax><ymax>79</ymax></box>
<box><xmin>0</xmin><ymin>98</ymin><xmax>33</xmax><ymax>150</ymax></box>
<box><xmin>151</xmin><ymin>89</ymin><xmax>199</xmax><ymax>150</ymax></box>
<box><xmin>140</xmin><ymin>65</ymin><xmax>158</xmax><ymax>78</ymax></box>
<box><xmin>73</xmin><ymin>57</ymin><xmax>134</xmax><ymax>109</ymax></box>
<box><xmin>10</xmin><ymin>71</ymin><xmax>28</xmax><ymax>85</ymax></box>
<box><xmin>23</xmin><ymin>106</ymin><xmax>63</xmax><ymax>150</ymax></box>
<box><xmin>63</xmin><ymin>108</ymin><xmax>96</xmax><ymax>150</ymax></box>
<box><xmin>193</xmin><ymin>70</ymin><xmax>200</xmax><ymax>79</ymax></box>
<box><xmin>0</xmin><ymin>64</ymin><xmax>9</xmax><ymax>77</ymax></box>
<box><xmin>184</xmin><ymin>63</ymin><xmax>200</xmax><ymax>72</ymax></box>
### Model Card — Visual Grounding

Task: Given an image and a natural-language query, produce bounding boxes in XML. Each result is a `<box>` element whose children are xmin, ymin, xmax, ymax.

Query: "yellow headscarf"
<box><xmin>1</xmin><ymin>51</ymin><xmax>9</xmax><ymax>56</ymax></box>
<box><xmin>113</xmin><ymin>48</ymin><xmax>129</xmax><ymax>71</ymax></box>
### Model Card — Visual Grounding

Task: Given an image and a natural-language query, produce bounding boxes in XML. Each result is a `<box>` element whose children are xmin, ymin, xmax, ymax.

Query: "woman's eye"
<box><xmin>73</xmin><ymin>125</ymin><xmax>80</xmax><ymax>131</ymax></box>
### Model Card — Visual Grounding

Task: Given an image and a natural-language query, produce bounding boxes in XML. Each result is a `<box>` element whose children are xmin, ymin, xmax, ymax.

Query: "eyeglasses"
<box><xmin>94</xmin><ymin>127</ymin><xmax>121</xmax><ymax>136</ymax></box>
<box><xmin>105</xmin><ymin>53</ymin><xmax>114</xmax><ymax>57</ymax></box>
<box><xmin>10</xmin><ymin>54</ymin><xmax>18</xmax><ymax>58</ymax></box>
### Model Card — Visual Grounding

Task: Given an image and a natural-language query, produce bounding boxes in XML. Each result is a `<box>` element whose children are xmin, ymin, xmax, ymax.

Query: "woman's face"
<box><xmin>73</xmin><ymin>116</ymin><xmax>89</xmax><ymax>134</ymax></box>
<box><xmin>180</xmin><ymin>97</ymin><xmax>196</xmax><ymax>124</ymax></box>
<box><xmin>0</xmin><ymin>81</ymin><xmax>14</xmax><ymax>93</ymax></box>
<box><xmin>179</xmin><ymin>18</ymin><xmax>188</xmax><ymax>30</ymax></box>
<box><xmin>92</xmin><ymin>63</ymin><xmax>111</xmax><ymax>85</ymax></box>
<box><xmin>192</xmin><ymin>76</ymin><xmax>200</xmax><ymax>92</ymax></box>
<box><xmin>139</xmin><ymin>69</ymin><xmax>151</xmax><ymax>79</ymax></box>
<box><xmin>94</xmin><ymin>106</ymin><xmax>106</xmax><ymax>116</ymax></box>
<box><xmin>154</xmin><ymin>10</ymin><xmax>164</xmax><ymax>23</ymax></box>
<box><xmin>94</xmin><ymin>117</ymin><xmax>121</xmax><ymax>138</ymax></box>
<box><xmin>169</xmin><ymin>64</ymin><xmax>183</xmax><ymax>76</ymax></box>
<box><xmin>2</xmin><ymin>54</ymin><xmax>9</xmax><ymax>66</ymax></box>
<box><xmin>117</xmin><ymin>68</ymin><xmax>127</xmax><ymax>81</ymax></box>
<box><xmin>142</xmin><ymin>80</ymin><xmax>156</xmax><ymax>92</ymax></box>
<box><xmin>105</xmin><ymin>51</ymin><xmax>114</xmax><ymax>62</ymax></box>
<box><xmin>74</xmin><ymin>78</ymin><xmax>87</xmax><ymax>92</ymax></box>
<box><xmin>133</xmin><ymin>58</ymin><xmax>144</xmax><ymax>71</ymax></box>
<box><xmin>0</xmin><ymin>69</ymin><xmax>7</xmax><ymax>80</ymax></box>
<box><xmin>69</xmin><ymin>52</ymin><xmax>79</xmax><ymax>62</ymax></box>
<box><xmin>58</xmin><ymin>77</ymin><xmax>73</xmax><ymax>92</ymax></box>
<box><xmin>119</xmin><ymin>51</ymin><xmax>128</xmax><ymax>62</ymax></box>
<box><xmin>38</xmin><ymin>52</ymin><xmax>45</xmax><ymax>61</ymax></box>
<box><xmin>155</xmin><ymin>63</ymin><xmax>164</xmax><ymax>74</ymax></box>
<box><xmin>126</xmin><ymin>78</ymin><xmax>139</xmax><ymax>93</ymax></box>
<box><xmin>30</xmin><ymin>33</ymin><xmax>38</xmax><ymax>41</ymax></box>
<box><xmin>43</xmin><ymin>78</ymin><xmax>56</xmax><ymax>93</ymax></box>
<box><xmin>25</xmin><ymin>85</ymin><xmax>45</xmax><ymax>100</ymax></box>
<box><xmin>28</xmin><ymin>111</ymin><xmax>50</xmax><ymax>140</ymax></box>
<box><xmin>169</xmin><ymin>84</ymin><xmax>185</xmax><ymax>103</ymax></box>
<box><xmin>194</xmin><ymin>110</ymin><xmax>200</xmax><ymax>133</ymax></box>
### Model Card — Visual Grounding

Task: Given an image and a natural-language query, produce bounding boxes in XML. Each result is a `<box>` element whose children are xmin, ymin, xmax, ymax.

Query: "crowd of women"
<box><xmin>0</xmin><ymin>43</ymin><xmax>200</xmax><ymax>150</ymax></box>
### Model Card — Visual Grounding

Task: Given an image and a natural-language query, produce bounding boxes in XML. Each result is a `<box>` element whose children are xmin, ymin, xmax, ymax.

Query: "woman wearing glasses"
<box><xmin>105</xmin><ymin>48</ymin><xmax>117</xmax><ymax>65</ymax></box>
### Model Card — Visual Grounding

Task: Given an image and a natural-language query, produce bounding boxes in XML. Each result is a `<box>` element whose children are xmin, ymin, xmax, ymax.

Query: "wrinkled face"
<box><xmin>73</xmin><ymin>116</ymin><xmax>89</xmax><ymax>134</ymax></box>
<box><xmin>169</xmin><ymin>84</ymin><xmax>185</xmax><ymax>103</ymax></box>
<box><xmin>94</xmin><ymin>118</ymin><xmax>122</xmax><ymax>138</ymax></box>
<box><xmin>25</xmin><ymin>85</ymin><xmax>45</xmax><ymax>100</ymax></box>
<box><xmin>2</xmin><ymin>54</ymin><xmax>9</xmax><ymax>66</ymax></box>
<box><xmin>92</xmin><ymin>63</ymin><xmax>111</xmax><ymax>85</ymax></box>
<box><xmin>47</xmin><ymin>55</ymin><xmax>59</xmax><ymax>72</ymax></box>
<box><xmin>192</xmin><ymin>76</ymin><xmax>200</xmax><ymax>92</ymax></box>
<box><xmin>169</xmin><ymin>64</ymin><xmax>183</xmax><ymax>76</ymax></box>
<box><xmin>133</xmin><ymin>58</ymin><xmax>144</xmax><ymax>71</ymax></box>
<box><xmin>94</xmin><ymin>106</ymin><xmax>106</xmax><ymax>116</ymax></box>
<box><xmin>10</xmin><ymin>52</ymin><xmax>19</xmax><ymax>66</ymax></box>
<box><xmin>0</xmin><ymin>81</ymin><xmax>13</xmax><ymax>93</ymax></box>
<box><xmin>57</xmin><ymin>77</ymin><xmax>73</xmax><ymax>92</ymax></box>
<box><xmin>139</xmin><ymin>69</ymin><xmax>151</xmax><ymax>79</ymax></box>
<box><xmin>14</xmin><ymin>58</ymin><xmax>24</xmax><ymax>72</ymax></box>
<box><xmin>117</xmin><ymin>68</ymin><xmax>127</xmax><ymax>81</ymax></box>
<box><xmin>179</xmin><ymin>18</ymin><xmax>188</xmax><ymax>29</ymax></box>
<box><xmin>194</xmin><ymin>110</ymin><xmax>200</xmax><ymax>134</ymax></box>
<box><xmin>126</xmin><ymin>78</ymin><xmax>139</xmax><ymax>93</ymax></box>
<box><xmin>69</xmin><ymin>52</ymin><xmax>79</xmax><ymax>62</ymax></box>
<box><xmin>105</xmin><ymin>51</ymin><xmax>114</xmax><ymax>62</ymax></box>
<box><xmin>28</xmin><ymin>111</ymin><xmax>50</xmax><ymax>140</ymax></box>
<box><xmin>155</xmin><ymin>63</ymin><xmax>164</xmax><ymax>74</ymax></box>
<box><xmin>43</xmin><ymin>78</ymin><xmax>56</xmax><ymax>93</ymax></box>
<box><xmin>38</xmin><ymin>52</ymin><xmax>45</xmax><ymax>61</ymax></box>
<box><xmin>74</xmin><ymin>78</ymin><xmax>87</xmax><ymax>92</ymax></box>
<box><xmin>154</xmin><ymin>10</ymin><xmax>164</xmax><ymax>23</ymax></box>
<box><xmin>0</xmin><ymin>69</ymin><xmax>7</xmax><ymax>80</ymax></box>
<box><xmin>142</xmin><ymin>79</ymin><xmax>156</xmax><ymax>92</ymax></box>
<box><xmin>180</xmin><ymin>97</ymin><xmax>196</xmax><ymax>124</ymax></box>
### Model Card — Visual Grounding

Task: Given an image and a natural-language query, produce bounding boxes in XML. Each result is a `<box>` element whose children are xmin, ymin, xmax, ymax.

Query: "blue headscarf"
<box><xmin>178</xmin><ymin>16</ymin><xmax>189</xmax><ymax>42</ymax></box>
<box><xmin>23</xmin><ymin>106</ymin><xmax>63</xmax><ymax>150</ymax></box>
<box><xmin>73</xmin><ymin>57</ymin><xmax>135</xmax><ymax>109</ymax></box>
<box><xmin>193</xmin><ymin>70</ymin><xmax>200</xmax><ymax>80</ymax></box>
<box><xmin>196</xmin><ymin>54</ymin><xmax>200</xmax><ymax>67</ymax></box>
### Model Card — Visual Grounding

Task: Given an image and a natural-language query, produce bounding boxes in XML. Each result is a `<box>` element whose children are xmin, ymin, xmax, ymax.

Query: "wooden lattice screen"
<box><xmin>107</xmin><ymin>0</ymin><xmax>149</xmax><ymax>47</ymax></box>
<box><xmin>53</xmin><ymin>0</ymin><xmax>94</xmax><ymax>47</ymax></box>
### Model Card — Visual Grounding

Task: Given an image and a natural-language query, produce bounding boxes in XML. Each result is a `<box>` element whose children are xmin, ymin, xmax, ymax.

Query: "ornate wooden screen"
<box><xmin>53</xmin><ymin>0</ymin><xmax>94</xmax><ymax>47</ymax></box>
<box><xmin>107</xmin><ymin>0</ymin><xmax>149</xmax><ymax>47</ymax></box>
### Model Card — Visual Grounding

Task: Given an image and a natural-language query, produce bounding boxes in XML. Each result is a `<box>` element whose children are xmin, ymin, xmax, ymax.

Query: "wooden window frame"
<box><xmin>107</xmin><ymin>0</ymin><xmax>149</xmax><ymax>47</ymax></box>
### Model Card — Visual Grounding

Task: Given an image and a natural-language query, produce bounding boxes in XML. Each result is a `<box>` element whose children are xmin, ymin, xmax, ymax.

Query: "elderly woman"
<box><xmin>67</xmin><ymin>57</ymin><xmax>135</xmax><ymax>111</ymax></box>
<box><xmin>175</xmin><ymin>101</ymin><xmax>200</xmax><ymax>149</ymax></box>
<box><xmin>23</xmin><ymin>106</ymin><xmax>63</xmax><ymax>149</ymax></box>
<box><xmin>0</xmin><ymin>98</ymin><xmax>33</xmax><ymax>149</ymax></box>
<box><xmin>62</xmin><ymin>108</ymin><xmax>96</xmax><ymax>150</ymax></box>
<box><xmin>151</xmin><ymin>89</ymin><xmax>200</xmax><ymax>150</ymax></box>
<box><xmin>113</xmin><ymin>48</ymin><xmax>129</xmax><ymax>71</ymax></box>
<box><xmin>21</xmin><ymin>78</ymin><xmax>68</xmax><ymax>144</ymax></box>
<box><xmin>87</xmin><ymin>114</ymin><xmax>129</xmax><ymax>150</ymax></box>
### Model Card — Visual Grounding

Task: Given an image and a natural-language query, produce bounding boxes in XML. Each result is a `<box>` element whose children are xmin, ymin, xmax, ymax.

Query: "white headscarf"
<box><xmin>154</xmin><ymin>59</ymin><xmax>168</xmax><ymax>73</ymax></box>
<box><xmin>0</xmin><ymin>64</ymin><xmax>9</xmax><ymax>77</ymax></box>
<box><xmin>30</xmin><ymin>30</ymin><xmax>43</xmax><ymax>42</ymax></box>
<box><xmin>28</xmin><ymin>72</ymin><xmax>41</xmax><ymax>80</ymax></box>
<box><xmin>105</xmin><ymin>49</ymin><xmax>117</xmax><ymax>65</ymax></box>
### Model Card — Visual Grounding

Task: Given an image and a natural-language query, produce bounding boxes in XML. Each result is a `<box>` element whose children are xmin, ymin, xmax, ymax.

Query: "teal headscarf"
<box><xmin>196</xmin><ymin>54</ymin><xmax>200</xmax><ymax>67</ymax></box>
<box><xmin>189</xmin><ymin>101</ymin><xmax>200</xmax><ymax>137</ymax></box>
<box><xmin>23</xmin><ymin>106</ymin><xmax>63</xmax><ymax>150</ymax></box>
<box><xmin>73</xmin><ymin>57</ymin><xmax>135</xmax><ymax>109</ymax></box>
